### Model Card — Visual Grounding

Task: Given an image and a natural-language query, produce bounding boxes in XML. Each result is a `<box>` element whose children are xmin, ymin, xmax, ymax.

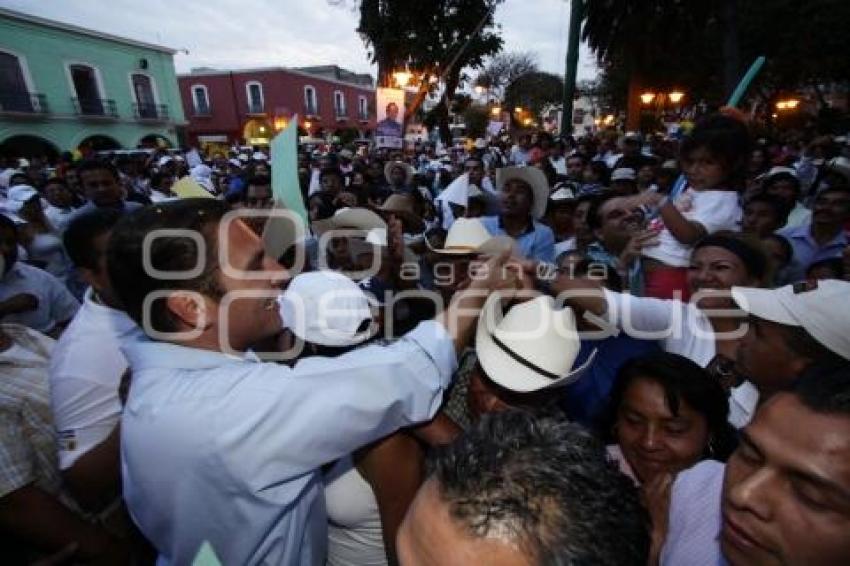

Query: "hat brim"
<box><xmin>312</xmin><ymin>208</ymin><xmax>388</xmax><ymax>236</ymax></box>
<box><xmin>731</xmin><ymin>286</ymin><xmax>798</xmax><ymax>327</ymax></box>
<box><xmin>496</xmin><ymin>167</ymin><xmax>549</xmax><ymax>220</ymax></box>
<box><xmin>384</xmin><ymin>162</ymin><xmax>415</xmax><ymax>185</ymax></box>
<box><xmin>475</xmin><ymin>295</ymin><xmax>596</xmax><ymax>393</ymax></box>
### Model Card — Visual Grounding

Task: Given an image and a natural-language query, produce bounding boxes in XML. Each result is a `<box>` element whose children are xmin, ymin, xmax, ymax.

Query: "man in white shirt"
<box><xmin>50</xmin><ymin>209</ymin><xmax>137</xmax><ymax>512</ymax></box>
<box><xmin>0</xmin><ymin>215</ymin><xmax>79</xmax><ymax>336</ymax></box>
<box><xmin>105</xmin><ymin>198</ymin><xmax>523</xmax><ymax>565</ymax></box>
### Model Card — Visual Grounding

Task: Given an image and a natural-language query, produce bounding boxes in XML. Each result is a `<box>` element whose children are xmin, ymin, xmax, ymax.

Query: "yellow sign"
<box><xmin>172</xmin><ymin>176</ymin><xmax>214</xmax><ymax>199</ymax></box>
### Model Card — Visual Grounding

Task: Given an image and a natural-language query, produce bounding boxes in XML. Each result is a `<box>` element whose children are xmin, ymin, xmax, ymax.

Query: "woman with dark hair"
<box><xmin>553</xmin><ymin>231</ymin><xmax>771</xmax><ymax>429</ymax></box>
<box><xmin>605</xmin><ymin>352</ymin><xmax>738</xmax><ymax>485</ymax></box>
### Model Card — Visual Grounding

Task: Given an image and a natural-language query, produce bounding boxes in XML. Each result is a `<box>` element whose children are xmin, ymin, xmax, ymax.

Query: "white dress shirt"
<box><xmin>120</xmin><ymin>320</ymin><xmax>456</xmax><ymax>566</ymax></box>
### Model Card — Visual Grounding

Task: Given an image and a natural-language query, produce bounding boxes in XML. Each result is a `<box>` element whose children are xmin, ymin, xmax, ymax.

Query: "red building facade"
<box><xmin>177</xmin><ymin>65</ymin><xmax>376</xmax><ymax>149</ymax></box>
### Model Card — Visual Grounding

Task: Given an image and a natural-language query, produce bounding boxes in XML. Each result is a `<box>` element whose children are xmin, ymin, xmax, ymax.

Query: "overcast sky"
<box><xmin>1</xmin><ymin>0</ymin><xmax>597</xmax><ymax>82</ymax></box>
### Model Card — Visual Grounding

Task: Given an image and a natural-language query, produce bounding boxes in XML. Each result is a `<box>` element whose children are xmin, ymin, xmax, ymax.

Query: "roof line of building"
<box><xmin>178</xmin><ymin>66</ymin><xmax>376</xmax><ymax>91</ymax></box>
<box><xmin>0</xmin><ymin>6</ymin><xmax>177</xmax><ymax>54</ymax></box>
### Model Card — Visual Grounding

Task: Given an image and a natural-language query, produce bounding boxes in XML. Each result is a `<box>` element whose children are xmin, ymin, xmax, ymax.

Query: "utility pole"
<box><xmin>560</xmin><ymin>0</ymin><xmax>585</xmax><ymax>136</ymax></box>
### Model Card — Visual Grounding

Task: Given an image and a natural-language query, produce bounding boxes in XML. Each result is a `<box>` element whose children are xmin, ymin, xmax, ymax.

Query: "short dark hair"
<box><xmin>604</xmin><ymin>352</ymin><xmax>738</xmax><ymax>461</ymax></box>
<box><xmin>77</xmin><ymin>159</ymin><xmax>120</xmax><ymax>181</ymax></box>
<box><xmin>775</xmin><ymin>322</ymin><xmax>848</xmax><ymax>375</ymax></box>
<box><xmin>745</xmin><ymin>193</ymin><xmax>791</xmax><ymax>225</ymax></box>
<box><xmin>585</xmin><ymin>192</ymin><xmax>617</xmax><ymax>232</ymax></box>
<box><xmin>693</xmin><ymin>231</ymin><xmax>769</xmax><ymax>282</ymax></box>
<box><xmin>429</xmin><ymin>410</ymin><xmax>649</xmax><ymax>565</ymax></box>
<box><xmin>680</xmin><ymin>113</ymin><xmax>752</xmax><ymax>190</ymax></box>
<box><xmin>63</xmin><ymin>209</ymin><xmax>123</xmax><ymax>270</ymax></box>
<box><xmin>107</xmin><ymin>199</ymin><xmax>229</xmax><ymax>333</ymax></box>
<box><xmin>45</xmin><ymin>177</ymin><xmax>69</xmax><ymax>189</ymax></box>
<box><xmin>793</xmin><ymin>364</ymin><xmax>850</xmax><ymax>416</ymax></box>
<box><xmin>763</xmin><ymin>172</ymin><xmax>801</xmax><ymax>197</ymax></box>
<box><xmin>805</xmin><ymin>257</ymin><xmax>844</xmax><ymax>280</ymax></box>
<box><xmin>0</xmin><ymin>214</ymin><xmax>18</xmax><ymax>239</ymax></box>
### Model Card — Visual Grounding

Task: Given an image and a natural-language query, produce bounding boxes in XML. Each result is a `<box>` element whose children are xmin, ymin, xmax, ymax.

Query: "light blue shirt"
<box><xmin>777</xmin><ymin>223</ymin><xmax>847</xmax><ymax>283</ymax></box>
<box><xmin>120</xmin><ymin>321</ymin><xmax>457</xmax><ymax>566</ymax></box>
<box><xmin>661</xmin><ymin>460</ymin><xmax>726</xmax><ymax>566</ymax></box>
<box><xmin>480</xmin><ymin>215</ymin><xmax>555</xmax><ymax>263</ymax></box>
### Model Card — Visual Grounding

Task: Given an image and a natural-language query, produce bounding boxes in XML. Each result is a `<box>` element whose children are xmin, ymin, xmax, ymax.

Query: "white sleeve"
<box><xmin>218</xmin><ymin>320</ymin><xmax>457</xmax><ymax>489</ymax></box>
<box><xmin>603</xmin><ymin>289</ymin><xmax>690</xmax><ymax>341</ymax></box>
<box><xmin>50</xmin><ymin>376</ymin><xmax>122</xmax><ymax>470</ymax></box>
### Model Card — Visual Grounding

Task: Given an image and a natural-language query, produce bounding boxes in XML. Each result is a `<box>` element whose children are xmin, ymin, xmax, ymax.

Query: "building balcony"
<box><xmin>358</xmin><ymin>112</ymin><xmax>370</xmax><ymax>122</ymax></box>
<box><xmin>247</xmin><ymin>102</ymin><xmax>265</xmax><ymax>115</ymax></box>
<box><xmin>304</xmin><ymin>104</ymin><xmax>319</xmax><ymax>117</ymax></box>
<box><xmin>133</xmin><ymin>103</ymin><xmax>169</xmax><ymax>121</ymax></box>
<box><xmin>192</xmin><ymin>105</ymin><xmax>212</xmax><ymax>117</ymax></box>
<box><xmin>71</xmin><ymin>97</ymin><xmax>118</xmax><ymax>118</ymax></box>
<box><xmin>335</xmin><ymin>108</ymin><xmax>348</xmax><ymax>121</ymax></box>
<box><xmin>0</xmin><ymin>92</ymin><xmax>49</xmax><ymax>115</ymax></box>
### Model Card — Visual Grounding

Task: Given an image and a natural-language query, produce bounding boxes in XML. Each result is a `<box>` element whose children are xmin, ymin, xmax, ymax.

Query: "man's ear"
<box><xmin>165</xmin><ymin>291</ymin><xmax>216</xmax><ymax>332</ymax></box>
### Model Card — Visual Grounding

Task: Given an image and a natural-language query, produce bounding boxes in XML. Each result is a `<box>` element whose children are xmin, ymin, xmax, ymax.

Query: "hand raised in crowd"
<box><xmin>619</xmin><ymin>229</ymin><xmax>660</xmax><ymax>268</ymax></box>
<box><xmin>0</xmin><ymin>292</ymin><xmax>39</xmax><ymax>317</ymax></box>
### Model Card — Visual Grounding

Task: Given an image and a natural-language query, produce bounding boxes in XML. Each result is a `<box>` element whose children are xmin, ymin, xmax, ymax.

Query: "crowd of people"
<box><xmin>1</xmin><ymin>108</ymin><xmax>850</xmax><ymax>566</ymax></box>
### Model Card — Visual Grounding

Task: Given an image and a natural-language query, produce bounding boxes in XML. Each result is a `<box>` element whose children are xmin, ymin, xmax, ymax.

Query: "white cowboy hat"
<box><xmin>549</xmin><ymin>186</ymin><xmax>576</xmax><ymax>202</ymax></box>
<box><xmin>476</xmin><ymin>294</ymin><xmax>597</xmax><ymax>393</ymax></box>
<box><xmin>384</xmin><ymin>160</ymin><xmax>415</xmax><ymax>185</ymax></box>
<box><xmin>825</xmin><ymin>156</ymin><xmax>850</xmax><ymax>182</ymax></box>
<box><xmin>432</xmin><ymin>217</ymin><xmax>514</xmax><ymax>256</ymax></box>
<box><xmin>496</xmin><ymin>166</ymin><xmax>550</xmax><ymax>219</ymax></box>
<box><xmin>252</xmin><ymin>151</ymin><xmax>268</xmax><ymax>161</ymax></box>
<box><xmin>312</xmin><ymin>207</ymin><xmax>387</xmax><ymax>236</ymax></box>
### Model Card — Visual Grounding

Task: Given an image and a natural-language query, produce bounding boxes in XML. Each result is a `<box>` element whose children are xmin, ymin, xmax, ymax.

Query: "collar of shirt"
<box><xmin>122</xmin><ymin>337</ymin><xmax>252</xmax><ymax>374</ymax></box>
<box><xmin>496</xmin><ymin>214</ymin><xmax>535</xmax><ymax>236</ymax></box>
<box><xmin>784</xmin><ymin>223</ymin><xmax>848</xmax><ymax>248</ymax></box>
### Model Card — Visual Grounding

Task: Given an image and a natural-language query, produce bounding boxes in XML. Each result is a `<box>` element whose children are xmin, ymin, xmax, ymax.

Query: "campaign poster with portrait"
<box><xmin>375</xmin><ymin>87</ymin><xmax>405</xmax><ymax>149</ymax></box>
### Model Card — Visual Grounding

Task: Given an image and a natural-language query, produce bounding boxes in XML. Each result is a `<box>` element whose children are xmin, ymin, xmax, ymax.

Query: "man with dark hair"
<box><xmin>397</xmin><ymin>410</ymin><xmax>650</xmax><ymax>565</ymax></box>
<box><xmin>660</xmin><ymin>365</ymin><xmax>850</xmax><ymax>565</ymax></box>
<box><xmin>105</xmin><ymin>198</ymin><xmax>522</xmax><ymax>564</ymax></box>
<box><xmin>50</xmin><ymin>209</ymin><xmax>136</xmax><ymax>512</ymax></box>
<box><xmin>741</xmin><ymin>193</ymin><xmax>790</xmax><ymax>237</ymax></box>
<box><xmin>762</xmin><ymin>166</ymin><xmax>809</xmax><ymax>228</ymax></box>
<box><xmin>732</xmin><ymin>280</ymin><xmax>850</xmax><ymax>404</ymax></box>
<box><xmin>376</xmin><ymin>102</ymin><xmax>403</xmax><ymax>138</ymax></box>
<box><xmin>0</xmin><ymin>215</ymin><xmax>79</xmax><ymax>336</ymax></box>
<box><xmin>778</xmin><ymin>185</ymin><xmax>850</xmax><ymax>283</ymax></box>
<box><xmin>566</xmin><ymin>153</ymin><xmax>587</xmax><ymax>183</ymax></box>
<box><xmin>73</xmin><ymin>160</ymin><xmax>143</xmax><ymax>218</ymax></box>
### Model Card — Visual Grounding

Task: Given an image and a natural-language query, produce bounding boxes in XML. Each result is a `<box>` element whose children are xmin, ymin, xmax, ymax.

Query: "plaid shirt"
<box><xmin>0</xmin><ymin>324</ymin><xmax>70</xmax><ymax>503</ymax></box>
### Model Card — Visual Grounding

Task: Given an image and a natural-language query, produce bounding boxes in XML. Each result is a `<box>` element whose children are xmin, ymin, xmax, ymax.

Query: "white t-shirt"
<box><xmin>324</xmin><ymin>455</ymin><xmax>387</xmax><ymax>566</ymax></box>
<box><xmin>603</xmin><ymin>290</ymin><xmax>758</xmax><ymax>428</ymax></box>
<box><xmin>643</xmin><ymin>189</ymin><xmax>742</xmax><ymax>267</ymax></box>
<box><xmin>49</xmin><ymin>288</ymin><xmax>139</xmax><ymax>469</ymax></box>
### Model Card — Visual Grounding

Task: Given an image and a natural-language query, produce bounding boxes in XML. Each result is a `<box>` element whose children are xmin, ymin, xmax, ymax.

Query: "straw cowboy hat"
<box><xmin>496</xmin><ymin>166</ymin><xmax>550</xmax><ymax>220</ymax></box>
<box><xmin>431</xmin><ymin>217</ymin><xmax>514</xmax><ymax>256</ymax></box>
<box><xmin>384</xmin><ymin>160</ymin><xmax>415</xmax><ymax>185</ymax></box>
<box><xmin>378</xmin><ymin>193</ymin><xmax>425</xmax><ymax>232</ymax></box>
<box><xmin>311</xmin><ymin>207</ymin><xmax>387</xmax><ymax>236</ymax></box>
<box><xmin>476</xmin><ymin>294</ymin><xmax>597</xmax><ymax>393</ymax></box>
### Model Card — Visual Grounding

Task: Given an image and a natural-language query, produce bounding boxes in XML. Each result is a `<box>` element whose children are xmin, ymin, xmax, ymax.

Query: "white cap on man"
<box><xmin>732</xmin><ymin>280</ymin><xmax>850</xmax><ymax>361</ymax></box>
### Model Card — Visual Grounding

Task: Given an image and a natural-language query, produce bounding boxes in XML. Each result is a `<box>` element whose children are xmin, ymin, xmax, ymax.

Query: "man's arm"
<box><xmin>0</xmin><ymin>484</ymin><xmax>129</xmax><ymax>565</ymax></box>
<box><xmin>61</xmin><ymin>425</ymin><xmax>121</xmax><ymax>512</ymax></box>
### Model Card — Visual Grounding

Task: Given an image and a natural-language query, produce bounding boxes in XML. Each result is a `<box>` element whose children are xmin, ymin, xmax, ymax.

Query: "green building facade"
<box><xmin>0</xmin><ymin>7</ymin><xmax>186</xmax><ymax>161</ymax></box>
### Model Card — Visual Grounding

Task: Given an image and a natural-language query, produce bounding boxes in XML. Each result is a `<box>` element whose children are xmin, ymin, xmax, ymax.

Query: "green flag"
<box><xmin>271</xmin><ymin>115</ymin><xmax>307</xmax><ymax>224</ymax></box>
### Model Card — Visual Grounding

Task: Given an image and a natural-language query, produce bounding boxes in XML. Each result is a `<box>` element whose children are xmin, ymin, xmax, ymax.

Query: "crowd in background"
<box><xmin>2</xmin><ymin>109</ymin><xmax>850</xmax><ymax>565</ymax></box>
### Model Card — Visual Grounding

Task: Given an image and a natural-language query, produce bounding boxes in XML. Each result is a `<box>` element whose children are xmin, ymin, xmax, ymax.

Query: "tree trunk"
<box><xmin>436</xmin><ymin>71</ymin><xmax>462</xmax><ymax>145</ymax></box>
<box><xmin>625</xmin><ymin>73</ymin><xmax>643</xmax><ymax>132</ymax></box>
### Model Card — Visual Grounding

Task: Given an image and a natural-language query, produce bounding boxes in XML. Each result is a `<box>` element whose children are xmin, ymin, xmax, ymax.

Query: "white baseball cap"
<box><xmin>732</xmin><ymin>280</ymin><xmax>850</xmax><ymax>361</ymax></box>
<box><xmin>278</xmin><ymin>271</ymin><xmax>377</xmax><ymax>347</ymax></box>
<box><xmin>611</xmin><ymin>168</ymin><xmax>636</xmax><ymax>182</ymax></box>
